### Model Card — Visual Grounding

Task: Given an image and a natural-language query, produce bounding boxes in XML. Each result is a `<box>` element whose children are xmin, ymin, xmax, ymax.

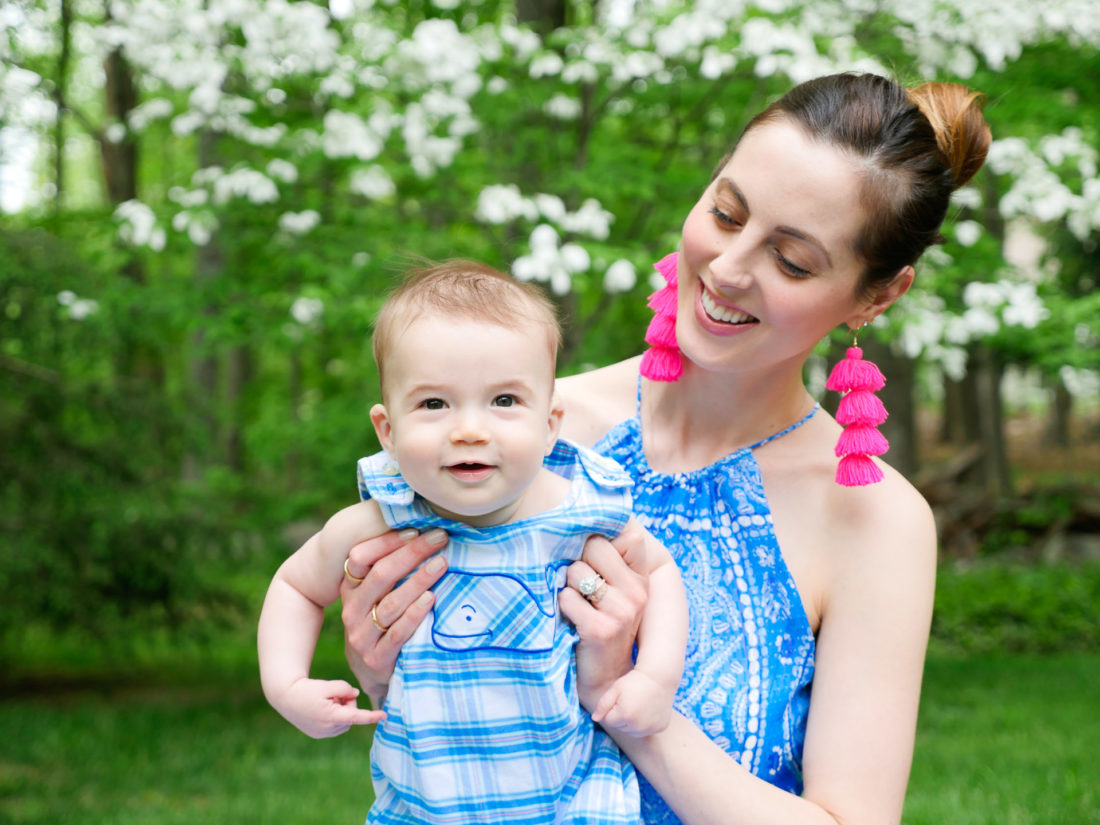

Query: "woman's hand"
<box><xmin>559</xmin><ymin>522</ymin><xmax>649</xmax><ymax>715</ymax></box>
<box><xmin>340</xmin><ymin>528</ymin><xmax>448</xmax><ymax>706</ymax></box>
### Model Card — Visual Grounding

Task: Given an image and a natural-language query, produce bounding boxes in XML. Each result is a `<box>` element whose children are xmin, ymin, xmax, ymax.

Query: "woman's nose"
<box><xmin>709</xmin><ymin>234</ymin><xmax>757</xmax><ymax>291</ymax></box>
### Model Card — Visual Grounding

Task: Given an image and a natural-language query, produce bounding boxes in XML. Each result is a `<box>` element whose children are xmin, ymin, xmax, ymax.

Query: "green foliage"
<box><xmin>0</xmin><ymin>226</ymin><xmax>252</xmax><ymax>635</ymax></box>
<box><xmin>931</xmin><ymin>562</ymin><xmax>1100</xmax><ymax>654</ymax></box>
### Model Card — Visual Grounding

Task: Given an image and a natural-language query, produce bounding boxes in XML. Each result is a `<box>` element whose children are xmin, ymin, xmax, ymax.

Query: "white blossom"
<box><xmin>266</xmin><ymin>158</ymin><xmax>298</xmax><ymax>183</ymax></box>
<box><xmin>127</xmin><ymin>98</ymin><xmax>173</xmax><ymax>132</ymax></box>
<box><xmin>534</xmin><ymin>194</ymin><xmax>567</xmax><ymax>223</ymax></box>
<box><xmin>499</xmin><ymin>24</ymin><xmax>540</xmax><ymax>60</ymax></box>
<box><xmin>114</xmin><ymin>199</ymin><xmax>166</xmax><ymax>251</ymax></box>
<box><xmin>210</xmin><ymin>167</ymin><xmax>279</xmax><ymax>205</ymax></box>
<box><xmin>544</xmin><ymin>94</ymin><xmax>582</xmax><ymax>120</ymax></box>
<box><xmin>476</xmin><ymin>184</ymin><xmax>537</xmax><ymax>224</ymax></box>
<box><xmin>560</xmin><ymin>198</ymin><xmax>614</xmax><ymax>240</ymax></box>
<box><xmin>278</xmin><ymin>209</ymin><xmax>320</xmax><ymax>235</ymax></box>
<box><xmin>350</xmin><ymin>165</ymin><xmax>396</xmax><ymax>200</ymax></box>
<box><xmin>290</xmin><ymin>296</ymin><xmax>324</xmax><ymax>325</ymax></box>
<box><xmin>954</xmin><ymin>220</ymin><xmax>982</xmax><ymax>247</ymax></box>
<box><xmin>529</xmin><ymin>53</ymin><xmax>565</xmax><ymax>78</ymax></box>
<box><xmin>603</xmin><ymin>259</ymin><xmax>637</xmax><ymax>293</ymax></box>
<box><xmin>322</xmin><ymin>110</ymin><xmax>386</xmax><ymax>161</ymax></box>
<box><xmin>57</xmin><ymin>290</ymin><xmax>99</xmax><ymax>320</ymax></box>
<box><xmin>1061</xmin><ymin>366</ymin><xmax>1100</xmax><ymax>401</ymax></box>
<box><xmin>512</xmin><ymin>224</ymin><xmax>592</xmax><ymax>296</ymax></box>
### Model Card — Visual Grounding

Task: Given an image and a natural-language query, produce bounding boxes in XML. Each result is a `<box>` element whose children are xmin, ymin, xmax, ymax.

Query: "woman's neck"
<box><xmin>643</xmin><ymin>358</ymin><xmax>815</xmax><ymax>473</ymax></box>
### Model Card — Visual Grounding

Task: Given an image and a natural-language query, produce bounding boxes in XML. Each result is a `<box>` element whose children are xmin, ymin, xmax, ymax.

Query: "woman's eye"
<box><xmin>775</xmin><ymin>251</ymin><xmax>812</xmax><ymax>279</ymax></box>
<box><xmin>493</xmin><ymin>394</ymin><xmax>516</xmax><ymax>407</ymax></box>
<box><xmin>708</xmin><ymin>205</ymin><xmax>741</xmax><ymax>228</ymax></box>
<box><xmin>422</xmin><ymin>398</ymin><xmax>446</xmax><ymax>410</ymax></box>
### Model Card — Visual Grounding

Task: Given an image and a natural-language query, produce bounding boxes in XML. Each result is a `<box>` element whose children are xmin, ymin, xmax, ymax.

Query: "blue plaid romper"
<box><xmin>358</xmin><ymin>439</ymin><xmax>639</xmax><ymax>825</ymax></box>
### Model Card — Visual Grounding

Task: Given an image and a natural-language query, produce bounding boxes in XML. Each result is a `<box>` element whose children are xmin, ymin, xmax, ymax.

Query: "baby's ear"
<box><xmin>370</xmin><ymin>404</ymin><xmax>394</xmax><ymax>454</ymax></box>
<box><xmin>545</xmin><ymin>396</ymin><xmax>565</xmax><ymax>455</ymax></box>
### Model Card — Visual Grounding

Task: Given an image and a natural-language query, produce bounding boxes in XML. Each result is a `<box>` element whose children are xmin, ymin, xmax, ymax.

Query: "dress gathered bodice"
<box><xmin>595</xmin><ymin>401</ymin><xmax>818</xmax><ymax>823</ymax></box>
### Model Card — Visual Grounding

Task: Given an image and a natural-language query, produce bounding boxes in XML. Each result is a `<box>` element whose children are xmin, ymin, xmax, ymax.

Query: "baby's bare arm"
<box><xmin>258</xmin><ymin>501</ymin><xmax>390</xmax><ymax>737</ymax></box>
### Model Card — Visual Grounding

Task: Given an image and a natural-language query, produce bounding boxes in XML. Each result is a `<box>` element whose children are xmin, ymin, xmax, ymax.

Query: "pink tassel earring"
<box><xmin>826</xmin><ymin>323</ymin><xmax>888</xmax><ymax>486</ymax></box>
<box><xmin>639</xmin><ymin>252</ymin><xmax>682</xmax><ymax>382</ymax></box>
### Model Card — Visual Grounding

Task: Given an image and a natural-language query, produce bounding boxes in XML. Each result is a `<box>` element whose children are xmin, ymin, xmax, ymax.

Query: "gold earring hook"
<box><xmin>851</xmin><ymin>320</ymin><xmax>870</xmax><ymax>348</ymax></box>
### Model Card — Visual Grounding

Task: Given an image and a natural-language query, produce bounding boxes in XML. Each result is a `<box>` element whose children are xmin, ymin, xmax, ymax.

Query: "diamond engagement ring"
<box><xmin>578</xmin><ymin>574</ymin><xmax>608</xmax><ymax>605</ymax></box>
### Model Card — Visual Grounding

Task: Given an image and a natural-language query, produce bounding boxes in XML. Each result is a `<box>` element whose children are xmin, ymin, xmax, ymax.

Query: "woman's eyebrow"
<box><xmin>719</xmin><ymin>177</ymin><xmax>833</xmax><ymax>268</ymax></box>
<box><xmin>717</xmin><ymin>178</ymin><xmax>748</xmax><ymax>211</ymax></box>
<box><xmin>776</xmin><ymin>226</ymin><xmax>833</xmax><ymax>268</ymax></box>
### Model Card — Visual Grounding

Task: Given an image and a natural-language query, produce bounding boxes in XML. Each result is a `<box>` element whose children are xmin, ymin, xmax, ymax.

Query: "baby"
<box><xmin>258</xmin><ymin>260</ymin><xmax>687</xmax><ymax>824</ymax></box>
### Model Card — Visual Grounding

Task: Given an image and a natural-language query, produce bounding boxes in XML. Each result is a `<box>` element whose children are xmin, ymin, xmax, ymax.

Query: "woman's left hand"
<box><xmin>559</xmin><ymin>521</ymin><xmax>649</xmax><ymax>714</ymax></box>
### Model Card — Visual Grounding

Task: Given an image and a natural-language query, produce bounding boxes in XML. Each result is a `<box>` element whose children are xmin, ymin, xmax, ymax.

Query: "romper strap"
<box><xmin>749</xmin><ymin>403</ymin><xmax>820</xmax><ymax>451</ymax></box>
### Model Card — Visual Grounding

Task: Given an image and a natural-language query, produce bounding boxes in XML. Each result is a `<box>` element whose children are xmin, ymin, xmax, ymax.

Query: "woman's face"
<box><xmin>676</xmin><ymin>117</ymin><xmax>877</xmax><ymax>377</ymax></box>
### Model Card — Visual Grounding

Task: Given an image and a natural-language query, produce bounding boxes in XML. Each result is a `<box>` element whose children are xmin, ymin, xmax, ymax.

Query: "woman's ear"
<box><xmin>370</xmin><ymin>403</ymin><xmax>394</xmax><ymax>454</ymax></box>
<box><xmin>846</xmin><ymin>265</ymin><xmax>915</xmax><ymax>330</ymax></box>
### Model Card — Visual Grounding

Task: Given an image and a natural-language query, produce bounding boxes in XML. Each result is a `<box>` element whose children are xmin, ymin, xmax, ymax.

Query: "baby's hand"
<box><xmin>278</xmin><ymin>677</ymin><xmax>386</xmax><ymax>739</ymax></box>
<box><xmin>590</xmin><ymin>669</ymin><xmax>674</xmax><ymax>737</ymax></box>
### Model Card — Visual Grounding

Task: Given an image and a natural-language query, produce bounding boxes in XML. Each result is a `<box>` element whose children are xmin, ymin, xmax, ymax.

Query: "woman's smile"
<box><xmin>700</xmin><ymin>286</ymin><xmax>758</xmax><ymax>326</ymax></box>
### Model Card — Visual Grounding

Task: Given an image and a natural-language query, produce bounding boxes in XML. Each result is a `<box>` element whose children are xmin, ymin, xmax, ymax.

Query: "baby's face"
<box><xmin>371</xmin><ymin>315</ymin><xmax>559</xmax><ymax>527</ymax></box>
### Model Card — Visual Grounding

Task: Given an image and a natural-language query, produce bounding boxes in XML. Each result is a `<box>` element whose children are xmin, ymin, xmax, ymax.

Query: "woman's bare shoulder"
<box><xmin>556</xmin><ymin>357</ymin><xmax>641</xmax><ymax>447</ymax></box>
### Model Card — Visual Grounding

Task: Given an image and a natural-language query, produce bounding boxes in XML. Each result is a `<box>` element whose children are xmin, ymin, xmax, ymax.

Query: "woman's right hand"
<box><xmin>340</xmin><ymin>527</ymin><xmax>449</xmax><ymax>707</ymax></box>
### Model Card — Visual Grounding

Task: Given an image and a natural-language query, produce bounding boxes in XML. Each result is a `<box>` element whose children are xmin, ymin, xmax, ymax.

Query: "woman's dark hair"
<box><xmin>722</xmin><ymin>72</ymin><xmax>992</xmax><ymax>298</ymax></box>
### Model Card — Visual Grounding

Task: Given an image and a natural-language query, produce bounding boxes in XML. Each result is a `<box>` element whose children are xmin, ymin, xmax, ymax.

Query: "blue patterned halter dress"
<box><xmin>595</xmin><ymin>390</ymin><xmax>818</xmax><ymax>824</ymax></box>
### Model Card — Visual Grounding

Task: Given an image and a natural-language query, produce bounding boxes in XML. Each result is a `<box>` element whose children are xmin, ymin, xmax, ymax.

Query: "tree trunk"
<box><xmin>101</xmin><ymin>46</ymin><xmax>139</xmax><ymax>206</ymax></box>
<box><xmin>940</xmin><ymin>370</ymin><xmax>982</xmax><ymax>446</ymax></box>
<box><xmin>184</xmin><ymin>129</ymin><xmax>224</xmax><ymax>480</ymax></box>
<box><xmin>970</xmin><ymin>345</ymin><xmax>1013</xmax><ymax>498</ymax></box>
<box><xmin>1044</xmin><ymin>374</ymin><xmax>1072</xmax><ymax>447</ymax></box>
<box><xmin>515</xmin><ymin>0</ymin><xmax>566</xmax><ymax>33</ymax></box>
<box><xmin>52</xmin><ymin>0</ymin><xmax>73</xmax><ymax>213</ymax></box>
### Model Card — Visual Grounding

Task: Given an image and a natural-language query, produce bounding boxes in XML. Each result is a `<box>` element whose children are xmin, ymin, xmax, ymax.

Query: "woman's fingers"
<box><xmin>341</xmin><ymin>527</ymin><xmax>418</xmax><ymax>583</ymax></box>
<box><xmin>340</xmin><ymin>528</ymin><xmax>448</xmax><ymax>694</ymax></box>
<box><xmin>578</xmin><ymin>534</ymin><xmax>648</xmax><ymax>610</ymax></box>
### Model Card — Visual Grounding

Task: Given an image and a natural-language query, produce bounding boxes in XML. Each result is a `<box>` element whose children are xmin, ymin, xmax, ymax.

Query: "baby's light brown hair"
<box><xmin>372</xmin><ymin>260</ymin><xmax>561</xmax><ymax>396</ymax></box>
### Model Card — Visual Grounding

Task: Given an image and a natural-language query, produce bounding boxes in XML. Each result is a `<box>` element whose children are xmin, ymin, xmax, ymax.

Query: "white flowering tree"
<box><xmin>2</xmin><ymin>0</ymin><xmax>1098</xmax><ymax>625</ymax></box>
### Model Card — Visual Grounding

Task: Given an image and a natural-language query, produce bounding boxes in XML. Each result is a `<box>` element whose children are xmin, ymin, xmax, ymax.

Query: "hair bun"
<box><xmin>907</xmin><ymin>82</ymin><xmax>992</xmax><ymax>189</ymax></box>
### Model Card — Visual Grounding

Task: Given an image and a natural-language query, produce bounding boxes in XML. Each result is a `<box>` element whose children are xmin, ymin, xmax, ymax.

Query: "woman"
<box><xmin>339</xmin><ymin>72</ymin><xmax>992</xmax><ymax>824</ymax></box>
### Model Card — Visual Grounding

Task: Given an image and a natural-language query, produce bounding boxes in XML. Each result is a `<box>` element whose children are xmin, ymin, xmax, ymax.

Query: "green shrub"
<box><xmin>931</xmin><ymin>561</ymin><xmax>1100</xmax><ymax>653</ymax></box>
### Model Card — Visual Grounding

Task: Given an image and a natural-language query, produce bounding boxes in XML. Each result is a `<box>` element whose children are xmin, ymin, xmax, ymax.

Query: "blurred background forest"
<box><xmin>1</xmin><ymin>0</ymin><xmax>1098</xmax><ymax>822</ymax></box>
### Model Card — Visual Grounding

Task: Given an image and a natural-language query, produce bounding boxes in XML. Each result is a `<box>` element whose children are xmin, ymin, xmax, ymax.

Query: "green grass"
<box><xmin>0</xmin><ymin>677</ymin><xmax>377</xmax><ymax>824</ymax></box>
<box><xmin>1</xmin><ymin>650</ymin><xmax>1096</xmax><ymax>824</ymax></box>
<box><xmin>905</xmin><ymin>652</ymin><xmax>1099</xmax><ymax>825</ymax></box>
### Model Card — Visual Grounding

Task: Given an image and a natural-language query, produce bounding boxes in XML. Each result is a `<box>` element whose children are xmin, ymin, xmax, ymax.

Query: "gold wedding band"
<box><xmin>371</xmin><ymin>603</ymin><xmax>390</xmax><ymax>633</ymax></box>
<box><xmin>343</xmin><ymin>558</ymin><xmax>365</xmax><ymax>584</ymax></box>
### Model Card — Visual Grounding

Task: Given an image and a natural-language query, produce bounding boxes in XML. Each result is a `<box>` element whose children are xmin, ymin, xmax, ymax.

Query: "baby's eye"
<box><xmin>422</xmin><ymin>398</ymin><xmax>447</xmax><ymax>410</ymax></box>
<box><xmin>492</xmin><ymin>394</ymin><xmax>517</xmax><ymax>407</ymax></box>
